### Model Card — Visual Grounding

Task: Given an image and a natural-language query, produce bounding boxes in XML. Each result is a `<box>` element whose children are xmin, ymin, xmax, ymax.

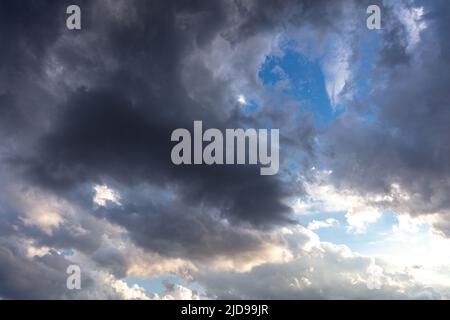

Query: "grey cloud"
<box><xmin>4</xmin><ymin>0</ymin><xmax>340</xmax><ymax>229</ymax></box>
<box><xmin>322</xmin><ymin>0</ymin><xmax>450</xmax><ymax>236</ymax></box>
<box><xmin>1</xmin><ymin>0</ymin><xmax>449</xmax><ymax>300</ymax></box>
<box><xmin>0</xmin><ymin>241</ymin><xmax>88</xmax><ymax>299</ymax></box>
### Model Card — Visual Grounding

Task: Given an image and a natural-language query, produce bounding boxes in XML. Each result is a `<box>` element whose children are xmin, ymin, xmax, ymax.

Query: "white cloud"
<box><xmin>308</xmin><ymin>218</ymin><xmax>339</xmax><ymax>231</ymax></box>
<box><xmin>93</xmin><ymin>184</ymin><xmax>122</xmax><ymax>207</ymax></box>
<box><xmin>157</xmin><ymin>283</ymin><xmax>200</xmax><ymax>300</ymax></box>
<box><xmin>195</xmin><ymin>224</ymin><xmax>447</xmax><ymax>299</ymax></box>
<box><xmin>10</xmin><ymin>186</ymin><xmax>67</xmax><ymax>235</ymax></box>
<box><xmin>106</xmin><ymin>275</ymin><xmax>151</xmax><ymax>300</ymax></box>
<box><xmin>345</xmin><ymin>207</ymin><xmax>382</xmax><ymax>234</ymax></box>
<box><xmin>293</xmin><ymin>170</ymin><xmax>384</xmax><ymax>233</ymax></box>
<box><xmin>369</xmin><ymin>214</ymin><xmax>450</xmax><ymax>287</ymax></box>
<box><xmin>322</xmin><ymin>40</ymin><xmax>352</xmax><ymax>108</ymax></box>
<box><xmin>396</xmin><ymin>5</ymin><xmax>427</xmax><ymax>51</ymax></box>
<box><xmin>237</xmin><ymin>94</ymin><xmax>247</xmax><ymax>105</ymax></box>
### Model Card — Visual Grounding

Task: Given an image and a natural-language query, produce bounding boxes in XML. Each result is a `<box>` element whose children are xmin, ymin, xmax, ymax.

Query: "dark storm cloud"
<box><xmin>0</xmin><ymin>93</ymin><xmax>24</xmax><ymax>135</ymax></box>
<box><xmin>0</xmin><ymin>0</ymin><xmax>339</xmax><ymax>299</ymax></box>
<box><xmin>378</xmin><ymin>23</ymin><xmax>410</xmax><ymax>67</ymax></box>
<box><xmin>93</xmin><ymin>192</ymin><xmax>273</xmax><ymax>259</ymax></box>
<box><xmin>22</xmin><ymin>86</ymin><xmax>293</xmax><ymax>226</ymax></box>
<box><xmin>0</xmin><ymin>1</ymin><xmax>62</xmax><ymax>73</ymax></box>
<box><xmin>5</xmin><ymin>0</ymin><xmax>332</xmax><ymax>227</ymax></box>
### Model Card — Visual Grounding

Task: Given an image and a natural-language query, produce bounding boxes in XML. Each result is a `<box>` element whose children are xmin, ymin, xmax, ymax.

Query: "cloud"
<box><xmin>0</xmin><ymin>0</ymin><xmax>450</xmax><ymax>299</ymax></box>
<box><xmin>195</xmin><ymin>225</ymin><xmax>447</xmax><ymax>299</ymax></box>
<box><xmin>93</xmin><ymin>185</ymin><xmax>121</xmax><ymax>207</ymax></box>
<box><xmin>293</xmin><ymin>169</ymin><xmax>385</xmax><ymax>233</ymax></box>
<box><xmin>321</xmin><ymin>0</ymin><xmax>450</xmax><ymax>236</ymax></box>
<box><xmin>307</xmin><ymin>218</ymin><xmax>339</xmax><ymax>231</ymax></box>
<box><xmin>105</xmin><ymin>276</ymin><xmax>151</xmax><ymax>300</ymax></box>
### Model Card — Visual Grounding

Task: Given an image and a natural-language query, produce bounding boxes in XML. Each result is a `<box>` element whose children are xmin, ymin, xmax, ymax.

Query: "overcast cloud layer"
<box><xmin>1</xmin><ymin>0</ymin><xmax>450</xmax><ymax>299</ymax></box>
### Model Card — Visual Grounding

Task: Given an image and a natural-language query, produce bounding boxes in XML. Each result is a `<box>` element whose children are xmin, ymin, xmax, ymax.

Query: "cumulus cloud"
<box><xmin>195</xmin><ymin>225</ymin><xmax>447</xmax><ymax>299</ymax></box>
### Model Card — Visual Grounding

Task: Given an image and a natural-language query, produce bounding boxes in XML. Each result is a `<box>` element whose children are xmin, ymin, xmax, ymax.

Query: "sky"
<box><xmin>0</xmin><ymin>0</ymin><xmax>450</xmax><ymax>299</ymax></box>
